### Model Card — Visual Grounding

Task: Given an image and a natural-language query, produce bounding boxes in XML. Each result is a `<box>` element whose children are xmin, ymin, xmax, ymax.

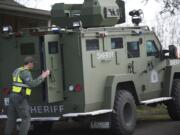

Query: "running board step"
<box><xmin>141</xmin><ymin>97</ymin><xmax>172</xmax><ymax>105</ymax></box>
<box><xmin>63</xmin><ymin>109</ymin><xmax>113</xmax><ymax>117</ymax></box>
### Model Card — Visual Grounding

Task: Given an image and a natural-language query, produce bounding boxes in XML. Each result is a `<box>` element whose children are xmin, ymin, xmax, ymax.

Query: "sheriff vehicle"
<box><xmin>0</xmin><ymin>0</ymin><xmax>180</xmax><ymax>135</ymax></box>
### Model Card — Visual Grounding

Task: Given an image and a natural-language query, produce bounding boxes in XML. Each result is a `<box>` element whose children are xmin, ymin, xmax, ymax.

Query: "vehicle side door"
<box><xmin>143</xmin><ymin>34</ymin><xmax>165</xmax><ymax>99</ymax></box>
<box><xmin>125</xmin><ymin>36</ymin><xmax>147</xmax><ymax>99</ymax></box>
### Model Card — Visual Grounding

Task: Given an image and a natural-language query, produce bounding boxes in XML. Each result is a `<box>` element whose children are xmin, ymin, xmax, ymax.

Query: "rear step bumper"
<box><xmin>0</xmin><ymin>110</ymin><xmax>113</xmax><ymax>120</ymax></box>
<box><xmin>0</xmin><ymin>115</ymin><xmax>60</xmax><ymax>122</ymax></box>
<box><xmin>63</xmin><ymin>109</ymin><xmax>113</xmax><ymax>118</ymax></box>
<box><xmin>0</xmin><ymin>109</ymin><xmax>113</xmax><ymax>120</ymax></box>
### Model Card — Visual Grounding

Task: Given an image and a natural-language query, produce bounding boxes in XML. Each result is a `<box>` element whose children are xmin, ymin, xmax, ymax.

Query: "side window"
<box><xmin>20</xmin><ymin>43</ymin><xmax>35</xmax><ymax>55</ymax></box>
<box><xmin>48</xmin><ymin>41</ymin><xmax>59</xmax><ymax>54</ymax></box>
<box><xmin>111</xmin><ymin>37</ymin><xmax>123</xmax><ymax>49</ymax></box>
<box><xmin>86</xmin><ymin>39</ymin><xmax>99</xmax><ymax>51</ymax></box>
<box><xmin>127</xmin><ymin>41</ymin><xmax>140</xmax><ymax>58</ymax></box>
<box><xmin>146</xmin><ymin>40</ymin><xmax>158</xmax><ymax>56</ymax></box>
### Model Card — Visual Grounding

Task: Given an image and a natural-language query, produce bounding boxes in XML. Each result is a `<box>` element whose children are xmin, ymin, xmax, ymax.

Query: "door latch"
<box><xmin>128</xmin><ymin>61</ymin><xmax>136</xmax><ymax>74</ymax></box>
<box><xmin>49</xmin><ymin>70</ymin><xmax>56</xmax><ymax>82</ymax></box>
<box><xmin>147</xmin><ymin>61</ymin><xmax>154</xmax><ymax>70</ymax></box>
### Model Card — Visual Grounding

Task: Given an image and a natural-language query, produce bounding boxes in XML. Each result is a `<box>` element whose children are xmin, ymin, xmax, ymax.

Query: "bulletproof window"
<box><xmin>86</xmin><ymin>39</ymin><xmax>99</xmax><ymax>51</ymax></box>
<box><xmin>146</xmin><ymin>40</ymin><xmax>158</xmax><ymax>56</ymax></box>
<box><xmin>20</xmin><ymin>43</ymin><xmax>35</xmax><ymax>55</ymax></box>
<box><xmin>127</xmin><ymin>41</ymin><xmax>140</xmax><ymax>58</ymax></box>
<box><xmin>48</xmin><ymin>41</ymin><xmax>59</xmax><ymax>54</ymax></box>
<box><xmin>111</xmin><ymin>37</ymin><xmax>123</xmax><ymax>49</ymax></box>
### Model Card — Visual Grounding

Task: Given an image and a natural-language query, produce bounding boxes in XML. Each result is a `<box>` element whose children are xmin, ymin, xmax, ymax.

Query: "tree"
<box><xmin>153</xmin><ymin>11</ymin><xmax>180</xmax><ymax>51</ymax></box>
<box><xmin>159</xmin><ymin>0</ymin><xmax>180</xmax><ymax>15</ymax></box>
<box><xmin>143</xmin><ymin>0</ymin><xmax>180</xmax><ymax>14</ymax></box>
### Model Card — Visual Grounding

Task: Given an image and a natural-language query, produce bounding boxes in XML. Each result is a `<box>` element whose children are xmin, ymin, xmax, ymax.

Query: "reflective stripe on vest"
<box><xmin>12</xmin><ymin>67</ymin><xmax>32</xmax><ymax>96</ymax></box>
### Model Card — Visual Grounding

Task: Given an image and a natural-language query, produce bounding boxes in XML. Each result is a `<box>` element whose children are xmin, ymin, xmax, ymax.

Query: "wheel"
<box><xmin>112</xmin><ymin>90</ymin><xmax>136</xmax><ymax>135</ymax></box>
<box><xmin>166</xmin><ymin>79</ymin><xmax>180</xmax><ymax>120</ymax></box>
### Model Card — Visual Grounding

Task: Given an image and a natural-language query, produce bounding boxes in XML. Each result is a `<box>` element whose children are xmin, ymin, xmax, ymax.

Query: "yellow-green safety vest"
<box><xmin>12</xmin><ymin>67</ymin><xmax>32</xmax><ymax>96</ymax></box>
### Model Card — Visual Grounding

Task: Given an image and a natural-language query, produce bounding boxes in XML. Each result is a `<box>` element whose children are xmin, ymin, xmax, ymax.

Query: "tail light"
<box><xmin>15</xmin><ymin>32</ymin><xmax>23</xmax><ymax>37</ymax></box>
<box><xmin>75</xmin><ymin>84</ymin><xmax>82</xmax><ymax>92</ymax></box>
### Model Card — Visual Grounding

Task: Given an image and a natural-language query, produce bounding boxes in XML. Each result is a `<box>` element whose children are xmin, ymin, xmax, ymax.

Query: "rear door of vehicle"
<box><xmin>44</xmin><ymin>34</ymin><xmax>64</xmax><ymax>103</ymax></box>
<box><xmin>16</xmin><ymin>35</ymin><xmax>44</xmax><ymax>102</ymax></box>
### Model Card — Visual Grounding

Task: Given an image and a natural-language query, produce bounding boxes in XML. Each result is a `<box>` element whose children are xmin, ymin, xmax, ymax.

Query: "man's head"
<box><xmin>24</xmin><ymin>56</ymin><xmax>36</xmax><ymax>69</ymax></box>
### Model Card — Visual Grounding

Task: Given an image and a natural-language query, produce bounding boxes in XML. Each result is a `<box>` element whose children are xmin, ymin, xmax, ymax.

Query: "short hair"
<box><xmin>24</xmin><ymin>56</ymin><xmax>36</xmax><ymax>65</ymax></box>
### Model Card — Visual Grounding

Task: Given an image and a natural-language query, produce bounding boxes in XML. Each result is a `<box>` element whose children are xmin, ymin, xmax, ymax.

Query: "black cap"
<box><xmin>24</xmin><ymin>56</ymin><xmax>37</xmax><ymax>65</ymax></box>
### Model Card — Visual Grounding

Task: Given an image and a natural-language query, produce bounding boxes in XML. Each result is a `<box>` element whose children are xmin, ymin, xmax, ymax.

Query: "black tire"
<box><xmin>167</xmin><ymin>79</ymin><xmax>180</xmax><ymax>120</ymax></box>
<box><xmin>112</xmin><ymin>90</ymin><xmax>136</xmax><ymax>135</ymax></box>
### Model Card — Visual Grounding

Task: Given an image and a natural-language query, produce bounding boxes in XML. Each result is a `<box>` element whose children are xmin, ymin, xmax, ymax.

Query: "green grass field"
<box><xmin>137</xmin><ymin>105</ymin><xmax>170</xmax><ymax>120</ymax></box>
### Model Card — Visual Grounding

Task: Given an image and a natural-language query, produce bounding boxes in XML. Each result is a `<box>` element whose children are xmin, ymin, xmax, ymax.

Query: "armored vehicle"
<box><xmin>0</xmin><ymin>0</ymin><xmax>180</xmax><ymax>135</ymax></box>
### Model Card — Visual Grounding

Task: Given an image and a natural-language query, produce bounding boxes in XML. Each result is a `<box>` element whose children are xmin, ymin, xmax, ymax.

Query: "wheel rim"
<box><xmin>123</xmin><ymin>102</ymin><xmax>133</xmax><ymax>125</ymax></box>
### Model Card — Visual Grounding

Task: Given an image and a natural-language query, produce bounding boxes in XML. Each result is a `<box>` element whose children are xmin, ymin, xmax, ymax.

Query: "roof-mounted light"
<box><xmin>97</xmin><ymin>32</ymin><xmax>108</xmax><ymax>38</ymax></box>
<box><xmin>129</xmin><ymin>9</ymin><xmax>144</xmax><ymax>26</ymax></box>
<box><xmin>73</xmin><ymin>21</ymin><xmax>83</xmax><ymax>28</ymax></box>
<box><xmin>51</xmin><ymin>24</ymin><xmax>59</xmax><ymax>31</ymax></box>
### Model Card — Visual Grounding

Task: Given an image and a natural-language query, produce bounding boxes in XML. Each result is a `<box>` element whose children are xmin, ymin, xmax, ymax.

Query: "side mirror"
<box><xmin>169</xmin><ymin>45</ymin><xmax>178</xmax><ymax>59</ymax></box>
<box><xmin>161</xmin><ymin>45</ymin><xmax>178</xmax><ymax>59</ymax></box>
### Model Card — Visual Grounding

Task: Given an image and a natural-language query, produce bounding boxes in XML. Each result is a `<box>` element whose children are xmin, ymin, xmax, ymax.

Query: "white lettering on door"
<box><xmin>97</xmin><ymin>52</ymin><xmax>114</xmax><ymax>60</ymax></box>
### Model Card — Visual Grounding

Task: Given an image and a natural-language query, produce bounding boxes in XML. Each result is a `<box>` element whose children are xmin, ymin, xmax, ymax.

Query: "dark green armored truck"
<box><xmin>0</xmin><ymin>0</ymin><xmax>180</xmax><ymax>135</ymax></box>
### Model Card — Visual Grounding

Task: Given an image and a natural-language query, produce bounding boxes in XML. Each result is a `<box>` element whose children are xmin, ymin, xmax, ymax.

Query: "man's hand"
<box><xmin>41</xmin><ymin>70</ymin><xmax>50</xmax><ymax>79</ymax></box>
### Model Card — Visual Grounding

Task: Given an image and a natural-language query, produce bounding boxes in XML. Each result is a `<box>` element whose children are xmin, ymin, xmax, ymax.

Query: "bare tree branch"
<box><xmin>143</xmin><ymin>0</ymin><xmax>180</xmax><ymax>15</ymax></box>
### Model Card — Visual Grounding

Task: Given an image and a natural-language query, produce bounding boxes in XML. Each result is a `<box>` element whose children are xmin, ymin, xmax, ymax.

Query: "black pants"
<box><xmin>4</xmin><ymin>93</ymin><xmax>31</xmax><ymax>135</ymax></box>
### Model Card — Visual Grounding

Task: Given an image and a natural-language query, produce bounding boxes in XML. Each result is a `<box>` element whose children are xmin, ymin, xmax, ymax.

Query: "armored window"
<box><xmin>86</xmin><ymin>39</ymin><xmax>99</xmax><ymax>51</ymax></box>
<box><xmin>111</xmin><ymin>38</ymin><xmax>123</xmax><ymax>49</ymax></box>
<box><xmin>48</xmin><ymin>41</ymin><xmax>59</xmax><ymax>54</ymax></box>
<box><xmin>127</xmin><ymin>41</ymin><xmax>140</xmax><ymax>58</ymax></box>
<box><xmin>20</xmin><ymin>43</ymin><xmax>35</xmax><ymax>55</ymax></box>
<box><xmin>146</xmin><ymin>40</ymin><xmax>158</xmax><ymax>56</ymax></box>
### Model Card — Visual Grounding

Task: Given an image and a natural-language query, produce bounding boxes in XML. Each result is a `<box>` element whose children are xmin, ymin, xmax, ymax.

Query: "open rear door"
<box><xmin>44</xmin><ymin>34</ymin><xmax>64</xmax><ymax>103</ymax></box>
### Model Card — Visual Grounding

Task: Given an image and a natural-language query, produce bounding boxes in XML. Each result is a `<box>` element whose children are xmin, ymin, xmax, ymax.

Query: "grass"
<box><xmin>136</xmin><ymin>104</ymin><xmax>171</xmax><ymax>120</ymax></box>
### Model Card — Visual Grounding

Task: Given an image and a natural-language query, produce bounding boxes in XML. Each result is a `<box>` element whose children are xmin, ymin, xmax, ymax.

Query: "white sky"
<box><xmin>21</xmin><ymin>0</ymin><xmax>162</xmax><ymax>26</ymax></box>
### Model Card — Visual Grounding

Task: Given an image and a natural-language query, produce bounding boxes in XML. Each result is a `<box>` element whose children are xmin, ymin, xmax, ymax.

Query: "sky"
<box><xmin>18</xmin><ymin>0</ymin><xmax>162</xmax><ymax>26</ymax></box>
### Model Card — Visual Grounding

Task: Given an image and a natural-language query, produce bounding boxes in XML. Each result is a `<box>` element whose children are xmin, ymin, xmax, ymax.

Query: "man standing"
<box><xmin>4</xmin><ymin>56</ymin><xmax>50</xmax><ymax>135</ymax></box>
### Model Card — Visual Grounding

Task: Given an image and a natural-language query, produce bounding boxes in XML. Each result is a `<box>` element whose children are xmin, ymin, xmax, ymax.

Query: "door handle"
<box><xmin>147</xmin><ymin>61</ymin><xmax>153</xmax><ymax>70</ymax></box>
<box><xmin>49</xmin><ymin>57</ymin><xmax>56</xmax><ymax>82</ymax></box>
<box><xmin>49</xmin><ymin>70</ymin><xmax>56</xmax><ymax>82</ymax></box>
<box><xmin>51</xmin><ymin>57</ymin><xmax>54</xmax><ymax>69</ymax></box>
<box><xmin>128</xmin><ymin>61</ymin><xmax>136</xmax><ymax>74</ymax></box>
<box><xmin>142</xmin><ymin>70</ymin><xmax>148</xmax><ymax>74</ymax></box>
